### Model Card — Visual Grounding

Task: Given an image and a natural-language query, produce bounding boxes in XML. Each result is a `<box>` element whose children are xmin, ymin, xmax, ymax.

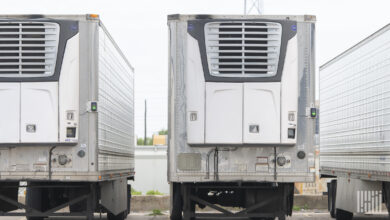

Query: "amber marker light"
<box><xmin>89</xmin><ymin>14</ymin><xmax>99</xmax><ymax>18</ymax></box>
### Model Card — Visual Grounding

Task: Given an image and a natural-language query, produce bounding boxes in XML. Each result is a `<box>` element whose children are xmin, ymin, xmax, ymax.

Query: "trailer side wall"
<box><xmin>97</xmin><ymin>25</ymin><xmax>135</xmax><ymax>172</ymax></box>
<box><xmin>320</xmin><ymin>24</ymin><xmax>390</xmax><ymax>181</ymax></box>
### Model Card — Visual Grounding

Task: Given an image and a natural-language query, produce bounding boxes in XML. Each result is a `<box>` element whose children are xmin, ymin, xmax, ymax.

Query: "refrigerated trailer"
<box><xmin>320</xmin><ymin>23</ymin><xmax>390</xmax><ymax>220</ymax></box>
<box><xmin>0</xmin><ymin>14</ymin><xmax>134</xmax><ymax>220</ymax></box>
<box><xmin>168</xmin><ymin>14</ymin><xmax>317</xmax><ymax>219</ymax></box>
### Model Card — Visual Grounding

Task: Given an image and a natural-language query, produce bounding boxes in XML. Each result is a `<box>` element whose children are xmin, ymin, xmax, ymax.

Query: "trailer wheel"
<box><xmin>250</xmin><ymin>217</ymin><xmax>275</xmax><ymax>220</ymax></box>
<box><xmin>327</xmin><ymin>182</ymin><xmax>332</xmax><ymax>215</ymax></box>
<box><xmin>171</xmin><ymin>183</ymin><xmax>183</xmax><ymax>220</ymax></box>
<box><xmin>328</xmin><ymin>180</ymin><xmax>337</xmax><ymax>218</ymax></box>
<box><xmin>107</xmin><ymin>211</ymin><xmax>126</xmax><ymax>220</ymax></box>
<box><xmin>335</xmin><ymin>209</ymin><xmax>353</xmax><ymax>220</ymax></box>
<box><xmin>126</xmin><ymin>184</ymin><xmax>132</xmax><ymax>216</ymax></box>
<box><xmin>384</xmin><ymin>182</ymin><xmax>390</xmax><ymax>217</ymax></box>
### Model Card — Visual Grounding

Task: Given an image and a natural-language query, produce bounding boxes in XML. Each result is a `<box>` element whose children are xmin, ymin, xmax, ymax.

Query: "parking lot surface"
<box><xmin>0</xmin><ymin>211</ymin><xmax>388</xmax><ymax>220</ymax></box>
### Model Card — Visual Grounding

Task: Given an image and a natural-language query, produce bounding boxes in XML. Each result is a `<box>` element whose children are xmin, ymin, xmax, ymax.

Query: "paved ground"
<box><xmin>0</xmin><ymin>211</ymin><xmax>388</xmax><ymax>220</ymax></box>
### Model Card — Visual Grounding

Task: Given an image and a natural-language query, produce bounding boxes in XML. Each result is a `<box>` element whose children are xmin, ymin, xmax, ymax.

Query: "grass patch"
<box><xmin>149</xmin><ymin>209</ymin><xmax>164</xmax><ymax>216</ymax></box>
<box><xmin>293</xmin><ymin>204</ymin><xmax>309</xmax><ymax>211</ymax></box>
<box><xmin>292</xmin><ymin>205</ymin><xmax>301</xmax><ymax>211</ymax></box>
<box><xmin>131</xmin><ymin>188</ymin><xmax>142</xmax><ymax>195</ymax></box>
<box><xmin>146</xmin><ymin>190</ymin><xmax>164</xmax><ymax>195</ymax></box>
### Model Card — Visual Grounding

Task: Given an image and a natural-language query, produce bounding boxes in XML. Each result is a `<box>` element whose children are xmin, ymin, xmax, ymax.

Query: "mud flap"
<box><xmin>100</xmin><ymin>178</ymin><xmax>127</xmax><ymax>215</ymax></box>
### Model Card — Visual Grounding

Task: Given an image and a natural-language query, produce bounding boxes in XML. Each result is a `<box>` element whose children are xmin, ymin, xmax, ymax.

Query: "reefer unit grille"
<box><xmin>205</xmin><ymin>21</ymin><xmax>282</xmax><ymax>77</ymax></box>
<box><xmin>0</xmin><ymin>22</ymin><xmax>59</xmax><ymax>77</ymax></box>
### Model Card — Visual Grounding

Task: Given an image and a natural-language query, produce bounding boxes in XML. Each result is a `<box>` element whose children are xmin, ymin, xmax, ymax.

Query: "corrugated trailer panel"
<box><xmin>97</xmin><ymin>26</ymin><xmax>135</xmax><ymax>172</ymax></box>
<box><xmin>320</xmin><ymin>24</ymin><xmax>390</xmax><ymax>180</ymax></box>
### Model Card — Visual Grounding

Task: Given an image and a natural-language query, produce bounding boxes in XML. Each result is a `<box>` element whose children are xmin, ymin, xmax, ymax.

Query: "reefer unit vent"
<box><xmin>205</xmin><ymin>21</ymin><xmax>282</xmax><ymax>77</ymax></box>
<box><xmin>0</xmin><ymin>22</ymin><xmax>59</xmax><ymax>77</ymax></box>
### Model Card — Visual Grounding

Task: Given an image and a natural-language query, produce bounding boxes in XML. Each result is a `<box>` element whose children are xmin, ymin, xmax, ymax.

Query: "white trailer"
<box><xmin>168</xmin><ymin>14</ymin><xmax>317</xmax><ymax>219</ymax></box>
<box><xmin>0</xmin><ymin>14</ymin><xmax>134</xmax><ymax>220</ymax></box>
<box><xmin>320</xmin><ymin>23</ymin><xmax>390</xmax><ymax>220</ymax></box>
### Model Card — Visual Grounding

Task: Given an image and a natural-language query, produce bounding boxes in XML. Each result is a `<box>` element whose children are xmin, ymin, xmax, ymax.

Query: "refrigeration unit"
<box><xmin>0</xmin><ymin>14</ymin><xmax>134</xmax><ymax>220</ymax></box>
<box><xmin>168</xmin><ymin>14</ymin><xmax>317</xmax><ymax>219</ymax></box>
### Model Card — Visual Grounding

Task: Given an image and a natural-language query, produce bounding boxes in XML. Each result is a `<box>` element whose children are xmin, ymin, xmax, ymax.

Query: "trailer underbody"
<box><xmin>0</xmin><ymin>178</ymin><xmax>132</xmax><ymax>220</ymax></box>
<box><xmin>171</xmin><ymin>182</ymin><xmax>294</xmax><ymax>220</ymax></box>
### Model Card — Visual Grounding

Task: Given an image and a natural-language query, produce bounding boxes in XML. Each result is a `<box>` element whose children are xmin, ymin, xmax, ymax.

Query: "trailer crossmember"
<box><xmin>0</xmin><ymin>184</ymin><xmax>96</xmax><ymax>220</ymax></box>
<box><xmin>187</xmin><ymin>194</ymin><xmax>282</xmax><ymax>219</ymax></box>
<box><xmin>180</xmin><ymin>183</ymin><xmax>287</xmax><ymax>220</ymax></box>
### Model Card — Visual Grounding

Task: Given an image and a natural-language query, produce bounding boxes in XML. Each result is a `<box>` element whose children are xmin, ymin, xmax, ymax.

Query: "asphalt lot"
<box><xmin>0</xmin><ymin>211</ymin><xmax>388</xmax><ymax>220</ymax></box>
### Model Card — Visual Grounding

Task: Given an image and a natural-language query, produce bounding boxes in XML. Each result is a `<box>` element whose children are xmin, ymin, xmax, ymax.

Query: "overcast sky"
<box><xmin>3</xmin><ymin>0</ymin><xmax>390</xmax><ymax>138</ymax></box>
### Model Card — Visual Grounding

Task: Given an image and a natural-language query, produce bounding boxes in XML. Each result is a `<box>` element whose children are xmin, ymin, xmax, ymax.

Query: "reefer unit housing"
<box><xmin>0</xmin><ymin>14</ymin><xmax>134</xmax><ymax>220</ymax></box>
<box><xmin>168</xmin><ymin>14</ymin><xmax>316</xmax><ymax>219</ymax></box>
<box><xmin>320</xmin><ymin>23</ymin><xmax>390</xmax><ymax>219</ymax></box>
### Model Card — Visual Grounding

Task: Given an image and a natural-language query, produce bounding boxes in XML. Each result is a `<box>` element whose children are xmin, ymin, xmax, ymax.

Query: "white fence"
<box><xmin>131</xmin><ymin>145</ymin><xmax>169</xmax><ymax>194</ymax></box>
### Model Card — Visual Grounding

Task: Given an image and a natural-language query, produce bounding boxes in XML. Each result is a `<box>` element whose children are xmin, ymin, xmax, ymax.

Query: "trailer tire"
<box><xmin>250</xmin><ymin>217</ymin><xmax>275</xmax><ymax>220</ymax></box>
<box><xmin>383</xmin><ymin>182</ymin><xmax>390</xmax><ymax>218</ymax></box>
<box><xmin>107</xmin><ymin>211</ymin><xmax>126</xmax><ymax>220</ymax></box>
<box><xmin>328</xmin><ymin>180</ymin><xmax>337</xmax><ymax>218</ymax></box>
<box><xmin>327</xmin><ymin>182</ymin><xmax>332</xmax><ymax>216</ymax></box>
<box><xmin>171</xmin><ymin>183</ymin><xmax>183</xmax><ymax>220</ymax></box>
<box><xmin>335</xmin><ymin>209</ymin><xmax>353</xmax><ymax>220</ymax></box>
<box><xmin>126</xmin><ymin>184</ymin><xmax>132</xmax><ymax>216</ymax></box>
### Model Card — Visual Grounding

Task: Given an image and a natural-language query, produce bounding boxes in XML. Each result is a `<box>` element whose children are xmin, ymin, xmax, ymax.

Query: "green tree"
<box><xmin>145</xmin><ymin>137</ymin><xmax>153</xmax><ymax>145</ymax></box>
<box><xmin>158</xmin><ymin>129</ymin><xmax>168</xmax><ymax>135</ymax></box>
<box><xmin>137</xmin><ymin>137</ymin><xmax>153</xmax><ymax>146</ymax></box>
<box><xmin>137</xmin><ymin>138</ymin><xmax>144</xmax><ymax>145</ymax></box>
